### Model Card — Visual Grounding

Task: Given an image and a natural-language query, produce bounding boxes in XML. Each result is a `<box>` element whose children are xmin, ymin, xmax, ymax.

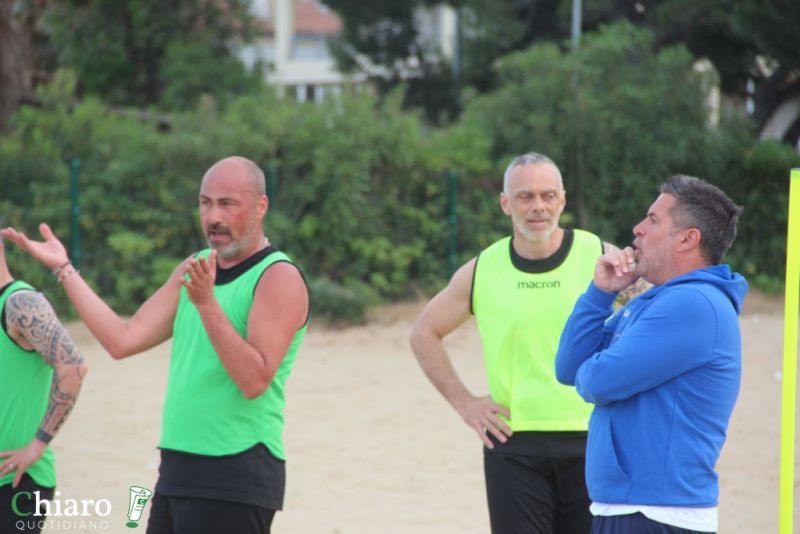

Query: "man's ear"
<box><xmin>499</xmin><ymin>192</ymin><xmax>511</xmax><ymax>216</ymax></box>
<box><xmin>678</xmin><ymin>227</ymin><xmax>702</xmax><ymax>252</ymax></box>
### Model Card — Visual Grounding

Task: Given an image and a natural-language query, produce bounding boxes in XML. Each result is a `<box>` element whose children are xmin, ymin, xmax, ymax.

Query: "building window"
<box><xmin>292</xmin><ymin>34</ymin><xmax>331</xmax><ymax>61</ymax></box>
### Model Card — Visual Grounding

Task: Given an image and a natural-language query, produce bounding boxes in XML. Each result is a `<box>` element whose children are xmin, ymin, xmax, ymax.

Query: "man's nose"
<box><xmin>205</xmin><ymin>204</ymin><xmax>224</xmax><ymax>224</ymax></box>
<box><xmin>530</xmin><ymin>195</ymin><xmax>545</xmax><ymax>211</ymax></box>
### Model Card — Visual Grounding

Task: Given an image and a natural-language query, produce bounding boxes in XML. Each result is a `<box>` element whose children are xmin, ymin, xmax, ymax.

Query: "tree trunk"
<box><xmin>0</xmin><ymin>2</ymin><xmax>32</xmax><ymax>133</ymax></box>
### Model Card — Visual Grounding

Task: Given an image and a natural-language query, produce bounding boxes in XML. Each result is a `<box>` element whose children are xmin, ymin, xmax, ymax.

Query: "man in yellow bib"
<box><xmin>411</xmin><ymin>152</ymin><xmax>612</xmax><ymax>534</ymax></box>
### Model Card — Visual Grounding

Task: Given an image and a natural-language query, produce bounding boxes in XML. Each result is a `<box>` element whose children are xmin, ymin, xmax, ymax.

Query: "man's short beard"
<box><xmin>515</xmin><ymin>220</ymin><xmax>556</xmax><ymax>243</ymax></box>
<box><xmin>210</xmin><ymin>231</ymin><xmax>261</xmax><ymax>260</ymax></box>
<box><xmin>212</xmin><ymin>240</ymin><xmax>243</xmax><ymax>260</ymax></box>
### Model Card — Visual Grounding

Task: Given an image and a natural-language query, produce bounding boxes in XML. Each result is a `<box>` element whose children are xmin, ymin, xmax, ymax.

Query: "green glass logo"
<box><xmin>126</xmin><ymin>486</ymin><xmax>153</xmax><ymax>528</ymax></box>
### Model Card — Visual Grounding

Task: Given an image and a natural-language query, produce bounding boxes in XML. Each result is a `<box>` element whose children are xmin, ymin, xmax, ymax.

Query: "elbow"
<box><xmin>104</xmin><ymin>339</ymin><xmax>127</xmax><ymax>360</ymax></box>
<box><xmin>409</xmin><ymin>326</ymin><xmax>422</xmax><ymax>357</ymax></box>
<box><xmin>409</xmin><ymin>322</ymin><xmax>437</xmax><ymax>362</ymax></box>
<box><xmin>575</xmin><ymin>379</ymin><xmax>611</xmax><ymax>406</ymax></box>
<box><xmin>555</xmin><ymin>367</ymin><xmax>575</xmax><ymax>386</ymax></box>
<box><xmin>77</xmin><ymin>362</ymin><xmax>89</xmax><ymax>380</ymax></box>
<box><xmin>242</xmin><ymin>388</ymin><xmax>264</xmax><ymax>400</ymax></box>
<box><xmin>554</xmin><ymin>354</ymin><xmax>576</xmax><ymax>386</ymax></box>
<box><xmin>240</xmin><ymin>374</ymin><xmax>273</xmax><ymax>400</ymax></box>
<box><xmin>242</xmin><ymin>383</ymin><xmax>268</xmax><ymax>400</ymax></box>
<box><xmin>108</xmin><ymin>347</ymin><xmax>132</xmax><ymax>360</ymax></box>
<box><xmin>107</xmin><ymin>340</ymin><xmax>138</xmax><ymax>360</ymax></box>
<box><xmin>56</xmin><ymin>360</ymin><xmax>89</xmax><ymax>389</ymax></box>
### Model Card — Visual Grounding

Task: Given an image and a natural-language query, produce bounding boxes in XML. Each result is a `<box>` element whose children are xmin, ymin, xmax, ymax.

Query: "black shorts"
<box><xmin>0</xmin><ymin>475</ymin><xmax>55</xmax><ymax>534</ymax></box>
<box><xmin>484</xmin><ymin>432</ymin><xmax>591</xmax><ymax>534</ymax></box>
<box><xmin>149</xmin><ymin>444</ymin><xmax>282</xmax><ymax>534</ymax></box>
<box><xmin>146</xmin><ymin>493</ymin><xmax>275</xmax><ymax>534</ymax></box>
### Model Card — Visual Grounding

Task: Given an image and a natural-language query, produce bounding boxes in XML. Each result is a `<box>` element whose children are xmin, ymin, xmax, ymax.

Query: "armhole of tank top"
<box><xmin>254</xmin><ymin>259</ymin><xmax>311</xmax><ymax>328</ymax></box>
<box><xmin>469</xmin><ymin>254</ymin><xmax>480</xmax><ymax>316</ymax></box>
<box><xmin>1</xmin><ymin>288</ymin><xmax>39</xmax><ymax>353</ymax></box>
<box><xmin>597</xmin><ymin>235</ymin><xmax>605</xmax><ymax>255</ymax></box>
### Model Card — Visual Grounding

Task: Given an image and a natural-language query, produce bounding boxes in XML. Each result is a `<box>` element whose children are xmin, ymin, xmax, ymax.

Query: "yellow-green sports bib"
<box><xmin>472</xmin><ymin>229</ymin><xmax>601</xmax><ymax>431</ymax></box>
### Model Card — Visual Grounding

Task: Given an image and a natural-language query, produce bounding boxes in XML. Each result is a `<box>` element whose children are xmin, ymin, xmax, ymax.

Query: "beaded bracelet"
<box><xmin>52</xmin><ymin>260</ymin><xmax>72</xmax><ymax>277</ymax></box>
<box><xmin>57</xmin><ymin>265</ymin><xmax>79</xmax><ymax>284</ymax></box>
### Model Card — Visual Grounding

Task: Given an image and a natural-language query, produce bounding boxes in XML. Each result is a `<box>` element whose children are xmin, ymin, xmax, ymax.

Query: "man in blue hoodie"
<box><xmin>555</xmin><ymin>175</ymin><xmax>748</xmax><ymax>534</ymax></box>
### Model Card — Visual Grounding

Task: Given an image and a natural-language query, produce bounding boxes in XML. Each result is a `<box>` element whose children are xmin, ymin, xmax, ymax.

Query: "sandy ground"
<box><xmin>35</xmin><ymin>292</ymin><xmax>797</xmax><ymax>533</ymax></box>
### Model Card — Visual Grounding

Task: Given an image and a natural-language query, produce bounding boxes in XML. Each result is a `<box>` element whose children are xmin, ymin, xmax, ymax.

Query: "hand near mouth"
<box><xmin>594</xmin><ymin>245</ymin><xmax>640</xmax><ymax>293</ymax></box>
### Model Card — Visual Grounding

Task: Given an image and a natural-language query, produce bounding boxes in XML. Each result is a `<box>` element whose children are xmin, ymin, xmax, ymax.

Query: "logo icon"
<box><xmin>126</xmin><ymin>486</ymin><xmax>153</xmax><ymax>528</ymax></box>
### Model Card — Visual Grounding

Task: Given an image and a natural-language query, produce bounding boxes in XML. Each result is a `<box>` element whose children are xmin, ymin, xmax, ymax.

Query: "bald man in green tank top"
<box><xmin>411</xmin><ymin>153</ymin><xmax>643</xmax><ymax>534</ymax></box>
<box><xmin>2</xmin><ymin>156</ymin><xmax>309</xmax><ymax>534</ymax></box>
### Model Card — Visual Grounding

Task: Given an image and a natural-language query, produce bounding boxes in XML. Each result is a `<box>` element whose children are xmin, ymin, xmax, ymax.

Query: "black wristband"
<box><xmin>35</xmin><ymin>428</ymin><xmax>54</xmax><ymax>444</ymax></box>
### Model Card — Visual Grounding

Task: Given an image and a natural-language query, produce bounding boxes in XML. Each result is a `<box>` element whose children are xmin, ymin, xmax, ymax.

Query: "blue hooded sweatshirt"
<box><xmin>555</xmin><ymin>265</ymin><xmax>748</xmax><ymax>507</ymax></box>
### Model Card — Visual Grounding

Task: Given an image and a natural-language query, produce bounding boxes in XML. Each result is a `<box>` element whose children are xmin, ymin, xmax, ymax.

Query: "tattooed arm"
<box><xmin>0</xmin><ymin>290</ymin><xmax>88</xmax><ymax>488</ymax></box>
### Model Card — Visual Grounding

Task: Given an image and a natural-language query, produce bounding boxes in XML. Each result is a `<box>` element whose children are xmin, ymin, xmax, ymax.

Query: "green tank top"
<box><xmin>0</xmin><ymin>281</ymin><xmax>56</xmax><ymax>488</ymax></box>
<box><xmin>472</xmin><ymin>229</ymin><xmax>601</xmax><ymax>431</ymax></box>
<box><xmin>160</xmin><ymin>248</ymin><xmax>307</xmax><ymax>460</ymax></box>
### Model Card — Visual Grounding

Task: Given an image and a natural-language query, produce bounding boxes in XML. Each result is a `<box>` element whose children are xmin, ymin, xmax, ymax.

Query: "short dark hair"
<box><xmin>659</xmin><ymin>175</ymin><xmax>742</xmax><ymax>264</ymax></box>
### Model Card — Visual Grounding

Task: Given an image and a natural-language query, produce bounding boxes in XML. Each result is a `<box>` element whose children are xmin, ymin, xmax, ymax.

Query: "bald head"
<box><xmin>202</xmin><ymin>156</ymin><xmax>266</xmax><ymax>196</ymax></box>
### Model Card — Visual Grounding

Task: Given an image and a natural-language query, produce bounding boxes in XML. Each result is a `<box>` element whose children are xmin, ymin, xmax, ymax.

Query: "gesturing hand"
<box><xmin>0</xmin><ymin>223</ymin><xmax>70</xmax><ymax>271</ymax></box>
<box><xmin>459</xmin><ymin>395</ymin><xmax>512</xmax><ymax>449</ymax></box>
<box><xmin>594</xmin><ymin>246</ymin><xmax>640</xmax><ymax>294</ymax></box>
<box><xmin>182</xmin><ymin>251</ymin><xmax>218</xmax><ymax>308</ymax></box>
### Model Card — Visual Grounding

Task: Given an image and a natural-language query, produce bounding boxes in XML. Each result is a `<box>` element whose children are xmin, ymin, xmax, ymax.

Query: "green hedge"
<box><xmin>1</xmin><ymin>24</ymin><xmax>797</xmax><ymax>323</ymax></box>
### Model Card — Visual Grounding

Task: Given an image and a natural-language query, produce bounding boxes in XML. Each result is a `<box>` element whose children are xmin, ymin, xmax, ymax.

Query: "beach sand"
<box><xmin>40</xmin><ymin>292</ymin><xmax>794</xmax><ymax>533</ymax></box>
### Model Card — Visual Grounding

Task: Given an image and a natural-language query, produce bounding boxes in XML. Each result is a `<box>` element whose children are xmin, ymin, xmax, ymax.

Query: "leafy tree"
<box><xmin>43</xmin><ymin>0</ymin><xmax>260</xmax><ymax>109</ymax></box>
<box><xmin>324</xmin><ymin>0</ymin><xmax>461</xmax><ymax>123</ymax></box>
<box><xmin>0</xmin><ymin>1</ymin><xmax>33</xmax><ymax>133</ymax></box>
<box><xmin>324</xmin><ymin>0</ymin><xmax>800</xmax><ymax>142</ymax></box>
<box><xmin>450</xmin><ymin>22</ymin><xmax>719</xmax><ymax>242</ymax></box>
<box><xmin>730</xmin><ymin>0</ymin><xmax>800</xmax><ymax>139</ymax></box>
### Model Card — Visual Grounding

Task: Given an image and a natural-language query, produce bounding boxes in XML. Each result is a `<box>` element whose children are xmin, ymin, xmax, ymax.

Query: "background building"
<box><xmin>241</xmin><ymin>0</ymin><xmax>457</xmax><ymax>103</ymax></box>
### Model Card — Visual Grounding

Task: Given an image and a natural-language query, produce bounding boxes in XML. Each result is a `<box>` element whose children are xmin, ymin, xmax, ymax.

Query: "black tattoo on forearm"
<box><xmin>5</xmin><ymin>290</ymin><xmax>87</xmax><ymax>439</ymax></box>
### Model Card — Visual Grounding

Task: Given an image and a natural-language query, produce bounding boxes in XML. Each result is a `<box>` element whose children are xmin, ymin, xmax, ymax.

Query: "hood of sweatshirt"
<box><xmin>638</xmin><ymin>264</ymin><xmax>749</xmax><ymax>314</ymax></box>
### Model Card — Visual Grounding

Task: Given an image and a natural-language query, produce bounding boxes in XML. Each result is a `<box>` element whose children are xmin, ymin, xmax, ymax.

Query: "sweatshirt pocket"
<box><xmin>586</xmin><ymin>411</ymin><xmax>631</xmax><ymax>502</ymax></box>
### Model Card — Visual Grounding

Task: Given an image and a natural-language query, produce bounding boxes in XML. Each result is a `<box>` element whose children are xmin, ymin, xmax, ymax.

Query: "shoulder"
<box><xmin>253</xmin><ymin>258</ymin><xmax>309</xmax><ymax>327</ymax></box>
<box><xmin>5</xmin><ymin>289</ymin><xmax>55</xmax><ymax>327</ymax></box>
<box><xmin>572</xmin><ymin>228</ymin><xmax>602</xmax><ymax>243</ymax></box>
<box><xmin>474</xmin><ymin>237</ymin><xmax>511</xmax><ymax>273</ymax></box>
<box><xmin>6</xmin><ymin>289</ymin><xmax>49</xmax><ymax>313</ymax></box>
<box><xmin>261</xmin><ymin>259</ymin><xmax>305</xmax><ymax>281</ymax></box>
<box><xmin>452</xmin><ymin>256</ymin><xmax>478</xmax><ymax>285</ymax></box>
<box><xmin>567</xmin><ymin>228</ymin><xmax>603</xmax><ymax>256</ymax></box>
<box><xmin>574</xmin><ymin>228</ymin><xmax>601</xmax><ymax>241</ymax></box>
<box><xmin>652</xmin><ymin>284</ymin><xmax>719</xmax><ymax>322</ymax></box>
<box><xmin>256</xmin><ymin>260</ymin><xmax>308</xmax><ymax>298</ymax></box>
<box><xmin>480</xmin><ymin>236</ymin><xmax>511</xmax><ymax>256</ymax></box>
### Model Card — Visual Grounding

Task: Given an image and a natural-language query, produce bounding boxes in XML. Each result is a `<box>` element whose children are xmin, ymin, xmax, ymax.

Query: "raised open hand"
<box><xmin>0</xmin><ymin>223</ymin><xmax>70</xmax><ymax>271</ymax></box>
